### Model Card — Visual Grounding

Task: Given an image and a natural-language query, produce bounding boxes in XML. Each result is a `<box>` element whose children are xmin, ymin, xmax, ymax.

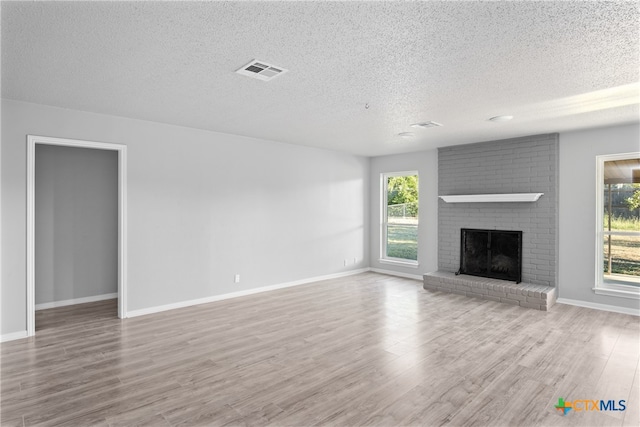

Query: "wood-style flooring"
<box><xmin>1</xmin><ymin>272</ymin><xmax>639</xmax><ymax>426</ymax></box>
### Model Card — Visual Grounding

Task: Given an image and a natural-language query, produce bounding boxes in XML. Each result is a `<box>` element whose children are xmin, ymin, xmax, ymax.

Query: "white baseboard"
<box><xmin>127</xmin><ymin>268</ymin><xmax>370</xmax><ymax>318</ymax></box>
<box><xmin>369</xmin><ymin>268</ymin><xmax>423</xmax><ymax>281</ymax></box>
<box><xmin>35</xmin><ymin>293</ymin><xmax>118</xmax><ymax>311</ymax></box>
<box><xmin>1</xmin><ymin>330</ymin><xmax>29</xmax><ymax>343</ymax></box>
<box><xmin>556</xmin><ymin>298</ymin><xmax>640</xmax><ymax>316</ymax></box>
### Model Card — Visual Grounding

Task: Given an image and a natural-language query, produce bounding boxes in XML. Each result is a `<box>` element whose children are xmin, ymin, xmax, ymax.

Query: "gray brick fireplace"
<box><xmin>424</xmin><ymin>134</ymin><xmax>559</xmax><ymax>310</ymax></box>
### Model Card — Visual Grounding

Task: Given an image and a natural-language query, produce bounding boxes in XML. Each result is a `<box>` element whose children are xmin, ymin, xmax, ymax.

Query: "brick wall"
<box><xmin>438</xmin><ymin>134</ymin><xmax>559</xmax><ymax>287</ymax></box>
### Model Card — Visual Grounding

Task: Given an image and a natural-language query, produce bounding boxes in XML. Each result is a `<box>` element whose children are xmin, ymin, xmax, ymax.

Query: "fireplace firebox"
<box><xmin>457</xmin><ymin>228</ymin><xmax>522</xmax><ymax>283</ymax></box>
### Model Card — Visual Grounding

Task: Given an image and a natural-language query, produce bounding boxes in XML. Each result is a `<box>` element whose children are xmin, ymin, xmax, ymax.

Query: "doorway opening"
<box><xmin>27</xmin><ymin>135</ymin><xmax>128</xmax><ymax>336</ymax></box>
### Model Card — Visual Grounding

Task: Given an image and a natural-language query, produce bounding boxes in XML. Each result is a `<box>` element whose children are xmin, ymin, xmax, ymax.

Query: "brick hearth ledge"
<box><xmin>423</xmin><ymin>271</ymin><xmax>557</xmax><ymax>311</ymax></box>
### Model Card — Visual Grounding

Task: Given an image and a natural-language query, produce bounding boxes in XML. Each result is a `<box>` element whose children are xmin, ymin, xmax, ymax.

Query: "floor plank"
<box><xmin>1</xmin><ymin>272</ymin><xmax>638</xmax><ymax>426</ymax></box>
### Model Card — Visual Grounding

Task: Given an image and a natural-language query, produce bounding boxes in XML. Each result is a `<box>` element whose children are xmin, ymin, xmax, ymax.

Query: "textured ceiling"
<box><xmin>2</xmin><ymin>1</ymin><xmax>639</xmax><ymax>157</ymax></box>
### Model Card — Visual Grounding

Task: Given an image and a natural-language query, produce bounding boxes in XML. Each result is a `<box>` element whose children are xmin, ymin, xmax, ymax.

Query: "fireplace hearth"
<box><xmin>457</xmin><ymin>228</ymin><xmax>522</xmax><ymax>283</ymax></box>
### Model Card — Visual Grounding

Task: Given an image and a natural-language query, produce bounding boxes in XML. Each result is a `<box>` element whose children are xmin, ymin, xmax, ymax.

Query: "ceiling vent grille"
<box><xmin>236</xmin><ymin>60</ymin><xmax>288</xmax><ymax>81</ymax></box>
<box><xmin>410</xmin><ymin>121</ymin><xmax>443</xmax><ymax>129</ymax></box>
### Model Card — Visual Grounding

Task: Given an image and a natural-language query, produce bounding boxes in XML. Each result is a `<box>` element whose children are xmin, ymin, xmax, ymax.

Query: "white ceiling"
<box><xmin>2</xmin><ymin>1</ymin><xmax>639</xmax><ymax>157</ymax></box>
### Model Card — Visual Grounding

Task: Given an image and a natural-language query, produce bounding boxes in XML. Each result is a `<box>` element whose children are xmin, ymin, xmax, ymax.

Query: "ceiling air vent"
<box><xmin>236</xmin><ymin>60</ymin><xmax>288</xmax><ymax>81</ymax></box>
<box><xmin>410</xmin><ymin>121</ymin><xmax>443</xmax><ymax>129</ymax></box>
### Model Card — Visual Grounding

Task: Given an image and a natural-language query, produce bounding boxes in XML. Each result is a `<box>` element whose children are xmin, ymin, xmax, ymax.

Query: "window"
<box><xmin>595</xmin><ymin>153</ymin><xmax>640</xmax><ymax>298</ymax></box>
<box><xmin>381</xmin><ymin>172</ymin><xmax>419</xmax><ymax>266</ymax></box>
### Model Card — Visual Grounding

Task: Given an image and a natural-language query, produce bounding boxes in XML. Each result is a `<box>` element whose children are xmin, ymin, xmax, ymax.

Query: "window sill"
<box><xmin>593</xmin><ymin>286</ymin><xmax>640</xmax><ymax>300</ymax></box>
<box><xmin>379</xmin><ymin>258</ymin><xmax>419</xmax><ymax>268</ymax></box>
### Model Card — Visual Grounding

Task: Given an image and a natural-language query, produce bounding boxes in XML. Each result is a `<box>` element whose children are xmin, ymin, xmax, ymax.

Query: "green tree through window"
<box><xmin>387</xmin><ymin>175</ymin><xmax>419</xmax><ymax>217</ymax></box>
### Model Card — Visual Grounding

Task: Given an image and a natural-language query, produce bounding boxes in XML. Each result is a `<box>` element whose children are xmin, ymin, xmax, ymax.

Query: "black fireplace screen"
<box><xmin>458</xmin><ymin>228</ymin><xmax>522</xmax><ymax>283</ymax></box>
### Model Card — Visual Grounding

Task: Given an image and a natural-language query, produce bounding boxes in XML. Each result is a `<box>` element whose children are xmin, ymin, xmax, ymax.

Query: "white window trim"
<box><xmin>378</xmin><ymin>258</ymin><xmax>420</xmax><ymax>268</ymax></box>
<box><xmin>594</xmin><ymin>152</ymin><xmax>640</xmax><ymax>300</ymax></box>
<box><xmin>380</xmin><ymin>171</ymin><xmax>419</xmax><ymax>267</ymax></box>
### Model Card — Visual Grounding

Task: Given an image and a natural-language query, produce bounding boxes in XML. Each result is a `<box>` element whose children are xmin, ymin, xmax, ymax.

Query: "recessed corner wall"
<box><xmin>438</xmin><ymin>134</ymin><xmax>559</xmax><ymax>287</ymax></box>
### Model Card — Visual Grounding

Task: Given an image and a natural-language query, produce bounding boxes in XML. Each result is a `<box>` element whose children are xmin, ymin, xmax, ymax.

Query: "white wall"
<box><xmin>369</xmin><ymin>151</ymin><xmax>439</xmax><ymax>278</ymax></box>
<box><xmin>1</xmin><ymin>99</ymin><xmax>369</xmax><ymax>336</ymax></box>
<box><xmin>558</xmin><ymin>123</ymin><xmax>640</xmax><ymax>311</ymax></box>
<box><xmin>3</xmin><ymin>98</ymin><xmax>636</xmax><ymax>338</ymax></box>
<box><xmin>35</xmin><ymin>145</ymin><xmax>118</xmax><ymax>305</ymax></box>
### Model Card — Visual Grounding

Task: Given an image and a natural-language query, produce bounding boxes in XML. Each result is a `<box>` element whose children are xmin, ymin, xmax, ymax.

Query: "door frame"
<box><xmin>27</xmin><ymin>135</ymin><xmax>128</xmax><ymax>336</ymax></box>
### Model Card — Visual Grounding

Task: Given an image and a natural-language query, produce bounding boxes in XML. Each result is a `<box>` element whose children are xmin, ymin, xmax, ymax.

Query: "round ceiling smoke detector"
<box><xmin>397</xmin><ymin>132</ymin><xmax>415</xmax><ymax>139</ymax></box>
<box><xmin>488</xmin><ymin>115</ymin><xmax>514</xmax><ymax>122</ymax></box>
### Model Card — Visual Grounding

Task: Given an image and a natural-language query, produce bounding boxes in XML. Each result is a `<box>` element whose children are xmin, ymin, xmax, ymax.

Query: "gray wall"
<box><xmin>369</xmin><ymin>150</ymin><xmax>439</xmax><ymax>277</ymax></box>
<box><xmin>438</xmin><ymin>134</ymin><xmax>559</xmax><ymax>287</ymax></box>
<box><xmin>558</xmin><ymin>124</ymin><xmax>639</xmax><ymax>310</ymax></box>
<box><xmin>35</xmin><ymin>144</ymin><xmax>118</xmax><ymax>304</ymax></box>
<box><xmin>2</xmin><ymin>99</ymin><xmax>369</xmax><ymax>336</ymax></box>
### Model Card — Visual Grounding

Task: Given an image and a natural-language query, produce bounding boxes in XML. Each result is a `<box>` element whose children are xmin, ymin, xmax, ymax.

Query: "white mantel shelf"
<box><xmin>439</xmin><ymin>193</ymin><xmax>544</xmax><ymax>203</ymax></box>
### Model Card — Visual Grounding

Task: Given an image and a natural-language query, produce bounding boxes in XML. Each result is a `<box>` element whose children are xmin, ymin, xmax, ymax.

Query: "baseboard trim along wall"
<box><xmin>0</xmin><ymin>330</ymin><xmax>29</xmax><ymax>343</ymax></box>
<box><xmin>556</xmin><ymin>298</ymin><xmax>640</xmax><ymax>317</ymax></box>
<box><xmin>127</xmin><ymin>268</ymin><xmax>370</xmax><ymax>318</ymax></box>
<box><xmin>35</xmin><ymin>293</ymin><xmax>118</xmax><ymax>311</ymax></box>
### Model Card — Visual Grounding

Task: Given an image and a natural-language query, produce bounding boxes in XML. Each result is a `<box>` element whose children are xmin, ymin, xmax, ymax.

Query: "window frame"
<box><xmin>380</xmin><ymin>171</ymin><xmax>419</xmax><ymax>267</ymax></box>
<box><xmin>594</xmin><ymin>152</ymin><xmax>640</xmax><ymax>299</ymax></box>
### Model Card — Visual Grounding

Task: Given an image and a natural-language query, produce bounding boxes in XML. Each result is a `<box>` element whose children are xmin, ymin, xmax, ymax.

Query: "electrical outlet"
<box><xmin>234</xmin><ymin>274</ymin><xmax>240</xmax><ymax>283</ymax></box>
<box><xmin>344</xmin><ymin>259</ymin><xmax>348</xmax><ymax>266</ymax></box>
<box><xmin>353</xmin><ymin>257</ymin><xmax>357</xmax><ymax>265</ymax></box>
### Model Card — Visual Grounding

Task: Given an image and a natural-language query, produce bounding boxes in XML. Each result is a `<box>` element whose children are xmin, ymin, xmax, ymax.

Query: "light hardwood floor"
<box><xmin>1</xmin><ymin>272</ymin><xmax>639</xmax><ymax>426</ymax></box>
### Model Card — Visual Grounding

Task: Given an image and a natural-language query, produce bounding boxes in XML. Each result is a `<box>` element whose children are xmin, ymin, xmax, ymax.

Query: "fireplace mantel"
<box><xmin>438</xmin><ymin>193</ymin><xmax>544</xmax><ymax>203</ymax></box>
